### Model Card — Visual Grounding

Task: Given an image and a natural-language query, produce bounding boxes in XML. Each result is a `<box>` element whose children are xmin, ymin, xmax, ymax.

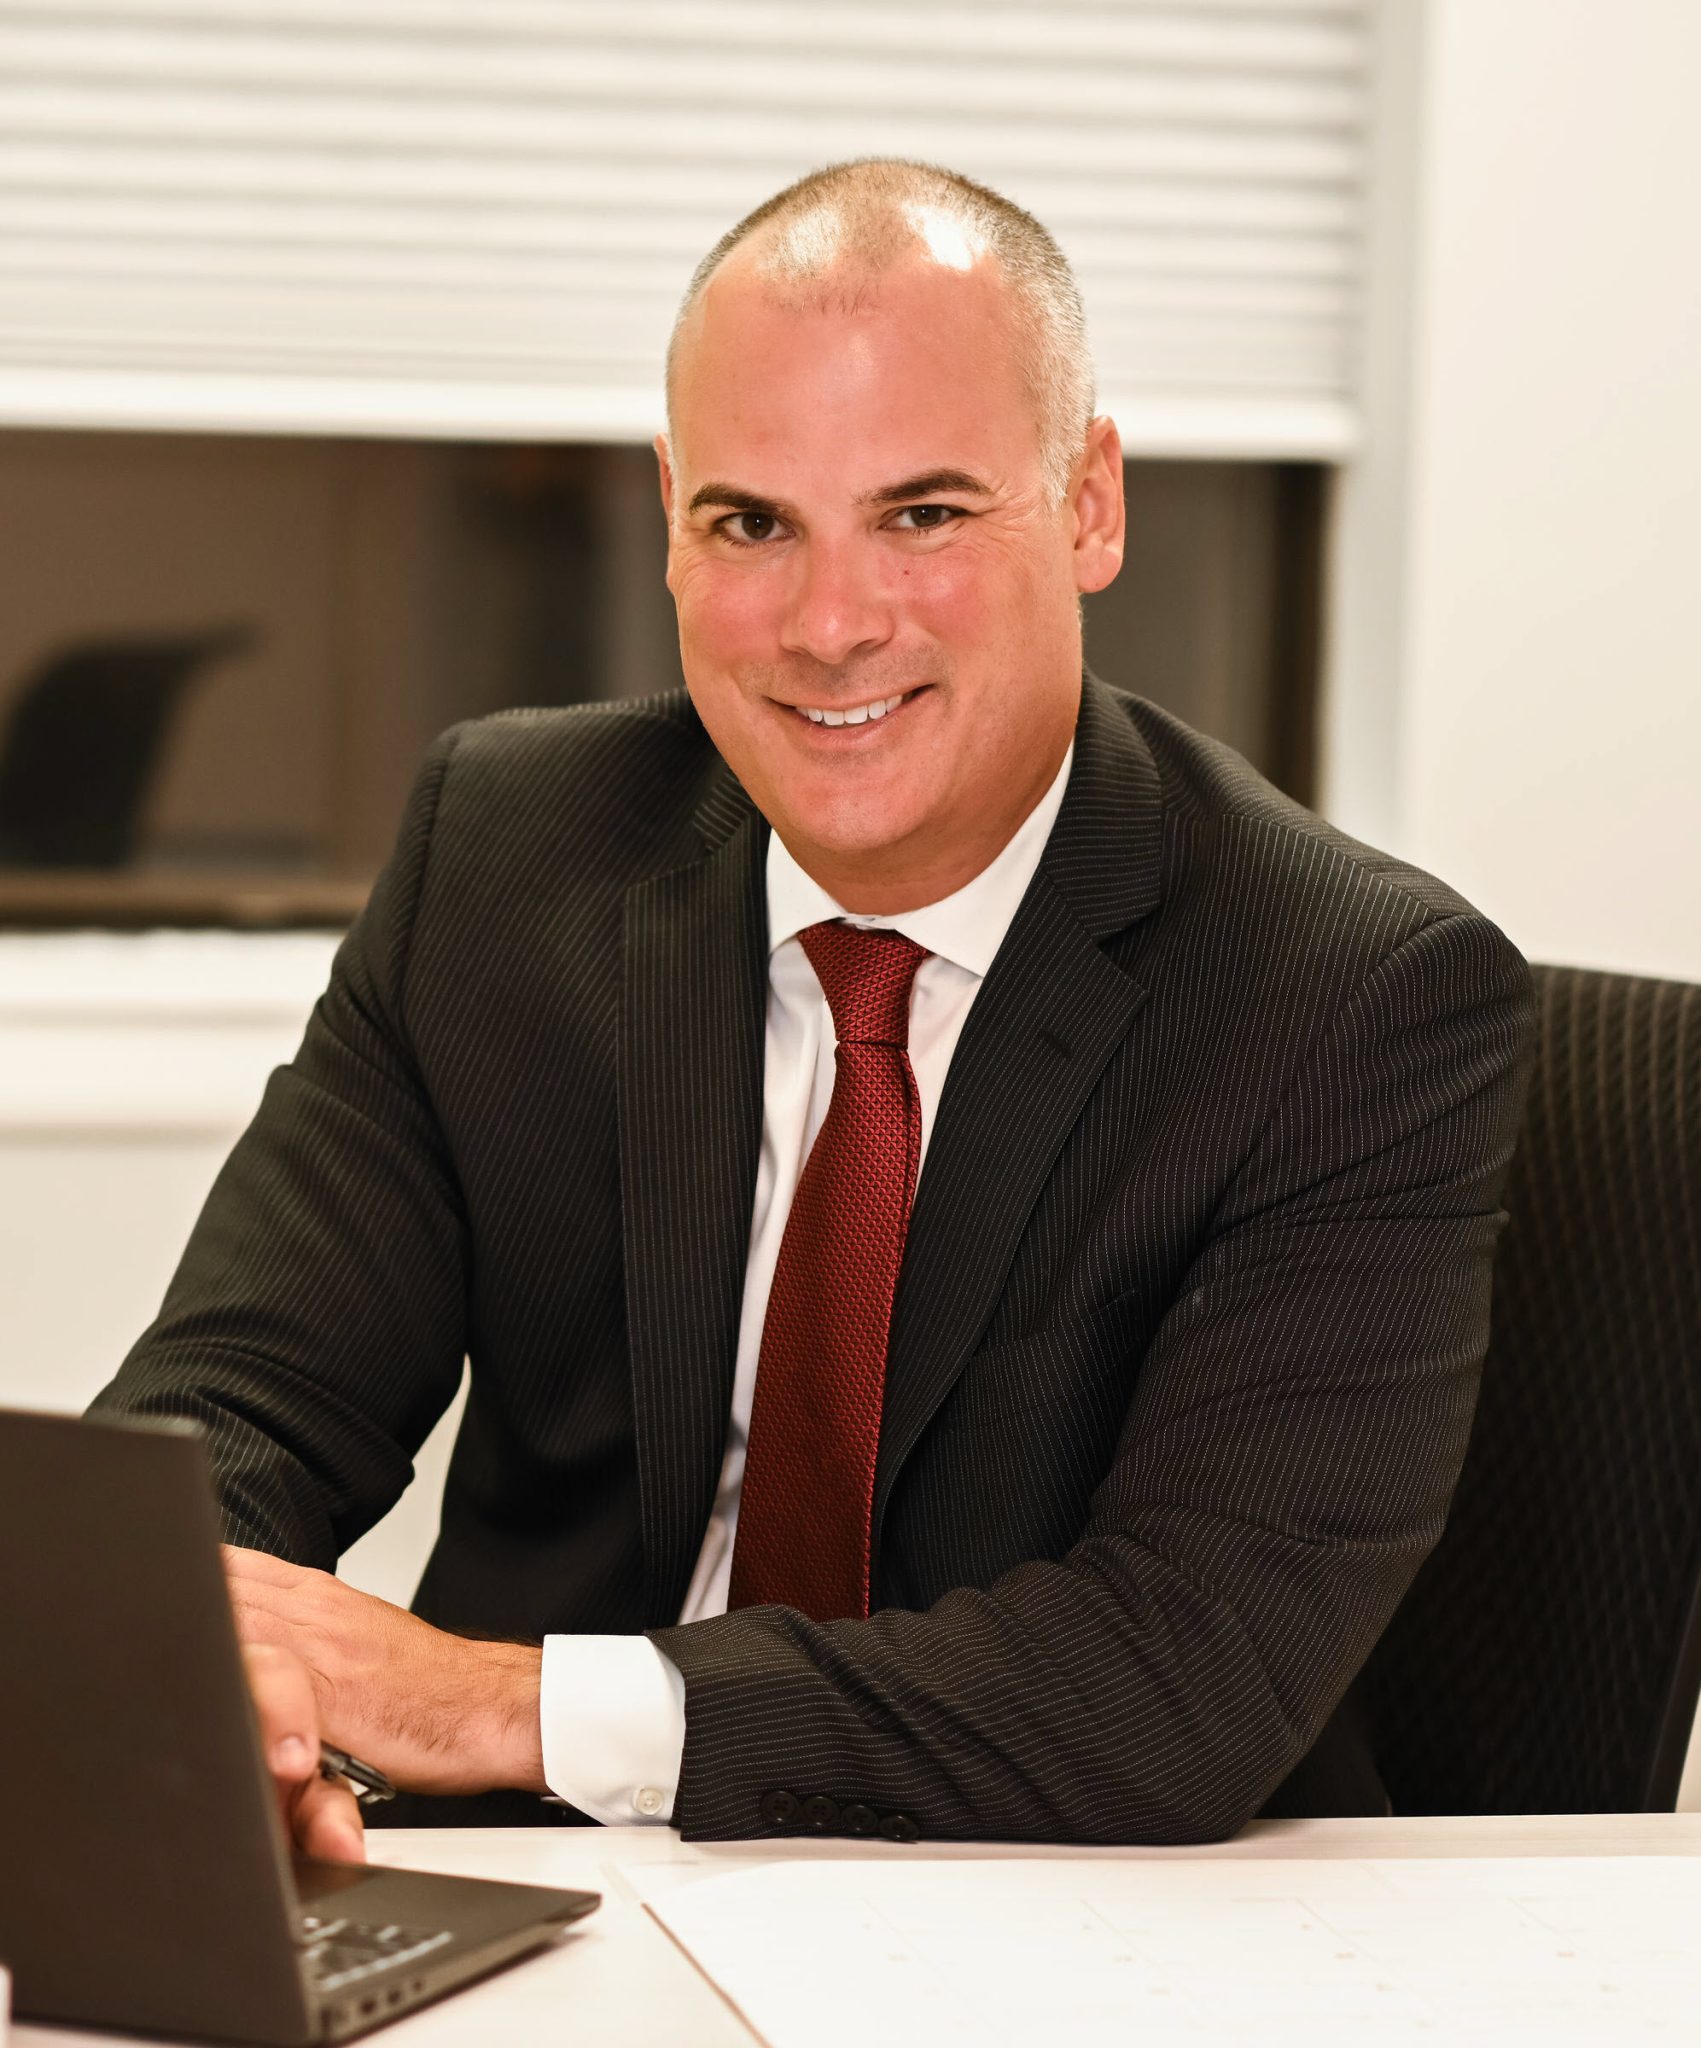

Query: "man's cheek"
<box><xmin>675</xmin><ymin>553</ymin><xmax>778</xmax><ymax>643</ymax></box>
<box><xmin>900</xmin><ymin>545</ymin><xmax>1001</xmax><ymax>646</ymax></box>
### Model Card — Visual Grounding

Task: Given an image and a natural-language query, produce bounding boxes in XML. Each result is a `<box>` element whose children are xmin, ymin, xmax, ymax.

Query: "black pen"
<box><xmin>317</xmin><ymin>1741</ymin><xmax>396</xmax><ymax>1805</ymax></box>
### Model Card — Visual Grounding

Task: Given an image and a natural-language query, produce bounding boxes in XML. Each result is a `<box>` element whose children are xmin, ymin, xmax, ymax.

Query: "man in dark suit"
<box><xmin>94</xmin><ymin>160</ymin><xmax>1533</xmax><ymax>1859</ymax></box>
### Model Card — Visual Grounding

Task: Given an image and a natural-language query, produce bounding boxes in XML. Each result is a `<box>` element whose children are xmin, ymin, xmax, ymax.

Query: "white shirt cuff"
<box><xmin>539</xmin><ymin>1633</ymin><xmax>686</xmax><ymax>1826</ymax></box>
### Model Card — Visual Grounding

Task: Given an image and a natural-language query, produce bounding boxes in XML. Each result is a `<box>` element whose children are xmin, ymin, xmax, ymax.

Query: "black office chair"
<box><xmin>1362</xmin><ymin>964</ymin><xmax>1701</xmax><ymax>1812</ymax></box>
<box><xmin>0</xmin><ymin>627</ymin><xmax>252</xmax><ymax>868</ymax></box>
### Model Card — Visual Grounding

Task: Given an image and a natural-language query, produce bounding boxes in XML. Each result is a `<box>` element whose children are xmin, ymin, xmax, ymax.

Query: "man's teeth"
<box><xmin>800</xmin><ymin>692</ymin><xmax>910</xmax><ymax>726</ymax></box>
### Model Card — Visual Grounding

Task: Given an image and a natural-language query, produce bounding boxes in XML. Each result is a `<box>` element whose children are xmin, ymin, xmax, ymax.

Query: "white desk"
<box><xmin>16</xmin><ymin>1814</ymin><xmax>1701</xmax><ymax>2048</ymax></box>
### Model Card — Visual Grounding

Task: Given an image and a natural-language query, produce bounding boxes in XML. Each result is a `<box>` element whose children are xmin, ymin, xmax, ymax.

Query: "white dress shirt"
<box><xmin>539</xmin><ymin>744</ymin><xmax>1074</xmax><ymax>1824</ymax></box>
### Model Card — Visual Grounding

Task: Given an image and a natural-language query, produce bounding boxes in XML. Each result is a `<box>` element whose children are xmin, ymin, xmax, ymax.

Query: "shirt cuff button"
<box><xmin>633</xmin><ymin>1786</ymin><xmax>667</xmax><ymax>1817</ymax></box>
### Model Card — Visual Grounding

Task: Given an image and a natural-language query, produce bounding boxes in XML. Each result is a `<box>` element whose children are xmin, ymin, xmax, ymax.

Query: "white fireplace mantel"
<box><xmin>0</xmin><ymin>929</ymin><xmax>340</xmax><ymax>1136</ymax></box>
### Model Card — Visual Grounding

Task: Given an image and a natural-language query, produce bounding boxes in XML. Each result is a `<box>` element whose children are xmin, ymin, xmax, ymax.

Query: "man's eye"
<box><xmin>721</xmin><ymin>511</ymin><xmax>780</xmax><ymax>545</ymax></box>
<box><xmin>893</xmin><ymin>505</ymin><xmax>961</xmax><ymax>531</ymax></box>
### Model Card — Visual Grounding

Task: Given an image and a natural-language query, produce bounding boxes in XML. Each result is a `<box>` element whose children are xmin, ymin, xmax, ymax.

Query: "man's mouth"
<box><xmin>785</xmin><ymin>688</ymin><xmax>918</xmax><ymax>728</ymax></box>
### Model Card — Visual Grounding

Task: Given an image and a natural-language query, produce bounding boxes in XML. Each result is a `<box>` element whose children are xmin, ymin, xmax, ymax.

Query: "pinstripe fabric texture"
<box><xmin>1363</xmin><ymin>965</ymin><xmax>1701</xmax><ymax>1813</ymax></box>
<box><xmin>92</xmin><ymin>675</ymin><xmax>1534</xmax><ymax>1843</ymax></box>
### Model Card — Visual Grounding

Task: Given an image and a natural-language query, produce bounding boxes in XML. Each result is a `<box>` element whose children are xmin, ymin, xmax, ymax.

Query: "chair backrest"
<box><xmin>1363</xmin><ymin>964</ymin><xmax>1701</xmax><ymax>1812</ymax></box>
<box><xmin>0</xmin><ymin>628</ymin><xmax>251</xmax><ymax>867</ymax></box>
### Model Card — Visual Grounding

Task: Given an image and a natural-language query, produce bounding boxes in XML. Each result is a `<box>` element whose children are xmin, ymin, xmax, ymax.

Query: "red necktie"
<box><xmin>728</xmin><ymin>920</ymin><xmax>929</xmax><ymax>1622</ymax></box>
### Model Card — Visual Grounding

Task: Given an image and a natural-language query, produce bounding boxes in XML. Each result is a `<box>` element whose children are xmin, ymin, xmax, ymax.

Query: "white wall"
<box><xmin>1325</xmin><ymin>0</ymin><xmax>1701</xmax><ymax>981</ymax></box>
<box><xmin>0</xmin><ymin>934</ymin><xmax>463</xmax><ymax>1609</ymax></box>
<box><xmin>1324</xmin><ymin>0</ymin><xmax>1701</xmax><ymax>1808</ymax></box>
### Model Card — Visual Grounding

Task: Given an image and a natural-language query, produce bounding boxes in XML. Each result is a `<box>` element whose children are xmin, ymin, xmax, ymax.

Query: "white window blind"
<box><xmin>0</xmin><ymin>0</ymin><xmax>1371</xmax><ymax>456</ymax></box>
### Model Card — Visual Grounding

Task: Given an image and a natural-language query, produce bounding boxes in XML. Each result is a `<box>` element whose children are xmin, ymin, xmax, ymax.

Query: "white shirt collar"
<box><xmin>765</xmin><ymin>742</ymin><xmax>1075</xmax><ymax>979</ymax></box>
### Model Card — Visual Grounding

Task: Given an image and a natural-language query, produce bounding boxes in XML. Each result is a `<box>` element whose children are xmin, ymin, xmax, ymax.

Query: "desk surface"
<box><xmin>17</xmin><ymin>1813</ymin><xmax>1701</xmax><ymax>2048</ymax></box>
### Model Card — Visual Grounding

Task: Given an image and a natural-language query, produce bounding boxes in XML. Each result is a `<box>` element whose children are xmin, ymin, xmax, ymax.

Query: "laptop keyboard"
<box><xmin>297</xmin><ymin>1912</ymin><xmax>454</xmax><ymax>1994</ymax></box>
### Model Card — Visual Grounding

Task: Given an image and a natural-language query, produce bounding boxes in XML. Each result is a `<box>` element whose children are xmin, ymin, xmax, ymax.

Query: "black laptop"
<box><xmin>0</xmin><ymin>1407</ymin><xmax>599</xmax><ymax>2044</ymax></box>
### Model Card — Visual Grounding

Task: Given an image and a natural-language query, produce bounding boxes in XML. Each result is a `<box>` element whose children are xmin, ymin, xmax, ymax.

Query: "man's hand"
<box><xmin>244</xmin><ymin>1639</ymin><xmax>367</xmax><ymax>1863</ymax></box>
<box><xmin>224</xmin><ymin>1546</ymin><xmax>546</xmax><ymax>1839</ymax></box>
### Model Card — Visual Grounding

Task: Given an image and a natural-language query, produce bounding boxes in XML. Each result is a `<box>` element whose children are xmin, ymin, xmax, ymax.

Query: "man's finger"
<box><xmin>222</xmin><ymin>1544</ymin><xmax>304</xmax><ymax>1589</ymax></box>
<box><xmin>242</xmin><ymin>1639</ymin><xmax>321</xmax><ymax>1781</ymax></box>
<box><xmin>227</xmin><ymin>1578</ymin><xmax>303</xmax><ymax>1624</ymax></box>
<box><xmin>228</xmin><ymin>1591</ymin><xmax>300</xmax><ymax>1656</ymax></box>
<box><xmin>291</xmin><ymin>1771</ymin><xmax>366</xmax><ymax>1865</ymax></box>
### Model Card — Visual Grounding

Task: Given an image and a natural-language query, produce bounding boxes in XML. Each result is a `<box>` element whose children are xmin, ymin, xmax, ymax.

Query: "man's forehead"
<box><xmin>670</xmin><ymin>406</ymin><xmax>1022</xmax><ymax>511</ymax></box>
<box><xmin>670</xmin><ymin>252</ymin><xmax>1034</xmax><ymax>476</ymax></box>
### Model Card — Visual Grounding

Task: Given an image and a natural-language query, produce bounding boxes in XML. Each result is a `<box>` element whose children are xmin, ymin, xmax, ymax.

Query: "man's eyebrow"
<box><xmin>857</xmin><ymin>468</ymin><xmax>994</xmax><ymax>506</ymax></box>
<box><xmin>683</xmin><ymin>469</ymin><xmax>994</xmax><ymax>518</ymax></box>
<box><xmin>685</xmin><ymin>482</ymin><xmax>792</xmax><ymax>517</ymax></box>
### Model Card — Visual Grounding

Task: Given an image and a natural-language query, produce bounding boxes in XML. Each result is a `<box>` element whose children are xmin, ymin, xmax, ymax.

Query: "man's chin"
<box><xmin>769</xmin><ymin>794</ymin><xmax>937</xmax><ymax>880</ymax></box>
<box><xmin>750</xmin><ymin>747</ymin><xmax>931</xmax><ymax>844</ymax></box>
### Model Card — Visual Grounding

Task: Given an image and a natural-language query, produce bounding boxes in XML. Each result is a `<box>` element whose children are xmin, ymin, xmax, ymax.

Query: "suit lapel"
<box><xmin>620</xmin><ymin>762</ymin><xmax>767</xmax><ymax>1622</ymax></box>
<box><xmin>874</xmin><ymin>676</ymin><xmax>1166</xmax><ymax>1539</ymax></box>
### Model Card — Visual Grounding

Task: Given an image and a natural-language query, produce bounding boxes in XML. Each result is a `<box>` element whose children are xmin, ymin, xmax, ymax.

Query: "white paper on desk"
<box><xmin>646</xmin><ymin>1855</ymin><xmax>1701</xmax><ymax>2047</ymax></box>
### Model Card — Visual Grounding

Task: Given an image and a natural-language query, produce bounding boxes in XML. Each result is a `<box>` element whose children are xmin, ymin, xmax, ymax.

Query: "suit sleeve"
<box><xmin>650</xmin><ymin>910</ymin><xmax>1536</xmax><ymax>1843</ymax></box>
<box><xmin>88</xmin><ymin>730</ymin><xmax>469</xmax><ymax>1569</ymax></box>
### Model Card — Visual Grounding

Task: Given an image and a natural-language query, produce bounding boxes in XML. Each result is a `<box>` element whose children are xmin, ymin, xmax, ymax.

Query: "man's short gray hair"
<box><xmin>667</xmin><ymin>159</ymin><xmax>1097</xmax><ymax>501</ymax></box>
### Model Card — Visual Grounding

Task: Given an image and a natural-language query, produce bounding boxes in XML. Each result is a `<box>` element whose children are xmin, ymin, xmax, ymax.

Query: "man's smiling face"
<box><xmin>659</xmin><ymin>243</ymin><xmax>1124</xmax><ymax>912</ymax></box>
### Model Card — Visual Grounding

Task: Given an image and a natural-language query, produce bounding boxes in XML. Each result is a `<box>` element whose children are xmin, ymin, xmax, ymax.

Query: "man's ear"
<box><xmin>655</xmin><ymin>434</ymin><xmax>679</xmax><ymax>595</ymax></box>
<box><xmin>654</xmin><ymin>432</ymin><xmax>675</xmax><ymax>524</ymax></box>
<box><xmin>1071</xmin><ymin>415</ymin><xmax>1126</xmax><ymax>596</ymax></box>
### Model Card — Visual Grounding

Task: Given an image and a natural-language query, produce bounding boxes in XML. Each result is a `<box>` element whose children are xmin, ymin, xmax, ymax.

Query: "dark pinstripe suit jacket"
<box><xmin>94</xmin><ymin>675</ymin><xmax>1535</xmax><ymax>1842</ymax></box>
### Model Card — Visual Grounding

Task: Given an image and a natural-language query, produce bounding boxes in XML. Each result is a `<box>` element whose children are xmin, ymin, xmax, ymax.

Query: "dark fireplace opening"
<box><xmin>0</xmin><ymin>429</ymin><xmax>1325</xmax><ymax>930</ymax></box>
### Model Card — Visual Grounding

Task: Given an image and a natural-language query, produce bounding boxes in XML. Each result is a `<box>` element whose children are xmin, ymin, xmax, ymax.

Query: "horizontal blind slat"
<box><xmin>3</xmin><ymin>2</ymin><xmax>1366</xmax><ymax>70</ymax></box>
<box><xmin>2</xmin><ymin>35</ymin><xmax>1366</xmax><ymax>128</ymax></box>
<box><xmin>0</xmin><ymin>144</ymin><xmax>1362</xmax><ymax>236</ymax></box>
<box><xmin>1</xmin><ymin>90</ymin><xmax>1365</xmax><ymax>183</ymax></box>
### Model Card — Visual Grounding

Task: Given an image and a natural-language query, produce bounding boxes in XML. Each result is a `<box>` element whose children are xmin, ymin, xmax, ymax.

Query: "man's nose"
<box><xmin>778</xmin><ymin>538</ymin><xmax>893</xmax><ymax>668</ymax></box>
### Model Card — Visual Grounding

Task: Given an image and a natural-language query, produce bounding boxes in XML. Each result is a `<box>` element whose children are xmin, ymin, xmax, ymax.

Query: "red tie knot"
<box><xmin>800</xmin><ymin>920</ymin><xmax>928</xmax><ymax>1047</ymax></box>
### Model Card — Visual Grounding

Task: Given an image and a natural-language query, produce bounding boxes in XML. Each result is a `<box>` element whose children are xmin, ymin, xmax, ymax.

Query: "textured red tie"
<box><xmin>728</xmin><ymin>920</ymin><xmax>929</xmax><ymax>1622</ymax></box>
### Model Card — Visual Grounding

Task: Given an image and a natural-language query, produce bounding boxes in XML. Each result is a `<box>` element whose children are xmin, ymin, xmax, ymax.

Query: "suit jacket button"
<box><xmin>760</xmin><ymin>1788</ymin><xmax>799</xmax><ymax>1826</ymax></box>
<box><xmin>841</xmin><ymin>1803</ymin><xmax>879</xmax><ymax>1837</ymax></box>
<box><xmin>801</xmin><ymin>1794</ymin><xmax>840</xmax><ymax>1831</ymax></box>
<box><xmin>879</xmin><ymin>1812</ymin><xmax>921</xmax><ymax>1843</ymax></box>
